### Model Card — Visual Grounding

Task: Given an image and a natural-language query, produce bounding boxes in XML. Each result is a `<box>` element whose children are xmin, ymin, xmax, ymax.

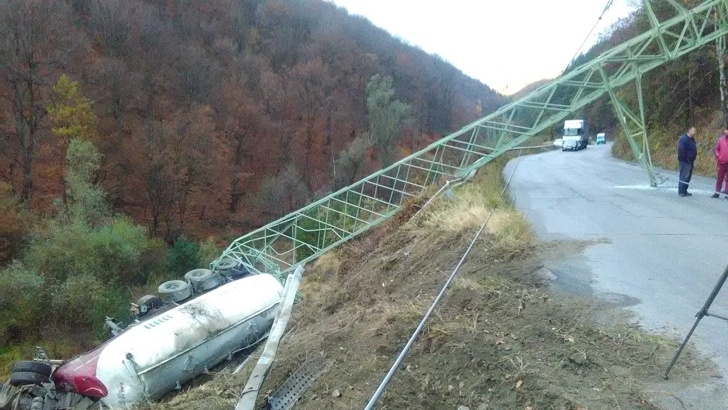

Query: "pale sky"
<box><xmin>328</xmin><ymin>0</ymin><xmax>638</xmax><ymax>95</ymax></box>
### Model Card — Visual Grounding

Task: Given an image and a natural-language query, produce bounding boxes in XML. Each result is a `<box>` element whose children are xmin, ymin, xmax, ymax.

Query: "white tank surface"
<box><xmin>52</xmin><ymin>273</ymin><xmax>283</xmax><ymax>409</ymax></box>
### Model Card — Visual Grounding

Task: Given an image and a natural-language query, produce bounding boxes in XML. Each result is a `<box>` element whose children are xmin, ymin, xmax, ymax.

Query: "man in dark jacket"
<box><xmin>677</xmin><ymin>126</ymin><xmax>697</xmax><ymax>197</ymax></box>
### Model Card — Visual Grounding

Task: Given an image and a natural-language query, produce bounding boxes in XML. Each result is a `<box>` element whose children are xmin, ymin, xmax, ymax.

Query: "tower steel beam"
<box><xmin>216</xmin><ymin>0</ymin><xmax>728</xmax><ymax>278</ymax></box>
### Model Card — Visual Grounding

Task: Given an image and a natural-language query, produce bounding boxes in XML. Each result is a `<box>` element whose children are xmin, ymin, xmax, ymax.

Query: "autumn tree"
<box><xmin>334</xmin><ymin>136</ymin><xmax>370</xmax><ymax>189</ymax></box>
<box><xmin>289</xmin><ymin>58</ymin><xmax>333</xmax><ymax>188</ymax></box>
<box><xmin>140</xmin><ymin>103</ymin><xmax>218</xmax><ymax>239</ymax></box>
<box><xmin>92</xmin><ymin>58</ymin><xmax>134</xmax><ymax>128</ymax></box>
<box><xmin>63</xmin><ymin>139</ymin><xmax>108</xmax><ymax>227</ymax></box>
<box><xmin>257</xmin><ymin>164</ymin><xmax>310</xmax><ymax>219</ymax></box>
<box><xmin>365</xmin><ymin>74</ymin><xmax>413</xmax><ymax>167</ymax></box>
<box><xmin>141</xmin><ymin>116</ymin><xmax>174</xmax><ymax>236</ymax></box>
<box><xmin>230</xmin><ymin>0</ymin><xmax>260</xmax><ymax>53</ymax></box>
<box><xmin>87</xmin><ymin>0</ymin><xmax>133</xmax><ymax>57</ymax></box>
<box><xmin>0</xmin><ymin>0</ymin><xmax>74</xmax><ymax>203</ymax></box>
<box><xmin>173</xmin><ymin>44</ymin><xmax>221</xmax><ymax>105</ymax></box>
<box><xmin>47</xmin><ymin>74</ymin><xmax>105</xmax><ymax>226</ymax></box>
<box><xmin>141</xmin><ymin>115</ymin><xmax>176</xmax><ymax>238</ymax></box>
<box><xmin>213</xmin><ymin>82</ymin><xmax>267</xmax><ymax>213</ymax></box>
<box><xmin>0</xmin><ymin>183</ymin><xmax>31</xmax><ymax>264</ymax></box>
<box><xmin>257</xmin><ymin>0</ymin><xmax>311</xmax><ymax>69</ymax></box>
<box><xmin>46</xmin><ymin>74</ymin><xmax>100</xmax><ymax>212</ymax></box>
<box><xmin>48</xmin><ymin>74</ymin><xmax>96</xmax><ymax>142</ymax></box>
<box><xmin>166</xmin><ymin>104</ymin><xmax>217</xmax><ymax>230</ymax></box>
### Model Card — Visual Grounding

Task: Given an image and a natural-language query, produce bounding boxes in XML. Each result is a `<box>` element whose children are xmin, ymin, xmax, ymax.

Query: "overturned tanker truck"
<box><xmin>0</xmin><ymin>258</ymin><xmax>283</xmax><ymax>410</ymax></box>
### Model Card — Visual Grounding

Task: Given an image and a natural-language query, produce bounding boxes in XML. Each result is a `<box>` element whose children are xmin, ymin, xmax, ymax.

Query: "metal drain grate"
<box><xmin>267</xmin><ymin>356</ymin><xmax>327</xmax><ymax>410</ymax></box>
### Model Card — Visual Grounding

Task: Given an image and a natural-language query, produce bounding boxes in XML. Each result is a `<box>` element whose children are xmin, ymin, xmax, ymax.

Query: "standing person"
<box><xmin>677</xmin><ymin>126</ymin><xmax>697</xmax><ymax>197</ymax></box>
<box><xmin>713</xmin><ymin>132</ymin><xmax>728</xmax><ymax>196</ymax></box>
<box><xmin>714</xmin><ymin>127</ymin><xmax>728</xmax><ymax>198</ymax></box>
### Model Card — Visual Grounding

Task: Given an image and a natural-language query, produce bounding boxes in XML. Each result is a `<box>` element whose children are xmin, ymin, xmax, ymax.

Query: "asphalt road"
<box><xmin>505</xmin><ymin>143</ymin><xmax>728</xmax><ymax>409</ymax></box>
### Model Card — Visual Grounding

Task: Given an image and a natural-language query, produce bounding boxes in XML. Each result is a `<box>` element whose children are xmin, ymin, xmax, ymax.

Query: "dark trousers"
<box><xmin>678</xmin><ymin>161</ymin><xmax>694</xmax><ymax>194</ymax></box>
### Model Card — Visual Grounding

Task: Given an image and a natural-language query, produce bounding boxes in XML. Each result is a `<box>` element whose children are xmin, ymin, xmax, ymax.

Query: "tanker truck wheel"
<box><xmin>185</xmin><ymin>268</ymin><xmax>213</xmax><ymax>282</ymax></box>
<box><xmin>158</xmin><ymin>280</ymin><xmax>193</xmax><ymax>303</ymax></box>
<box><xmin>8</xmin><ymin>371</ymin><xmax>50</xmax><ymax>386</ymax></box>
<box><xmin>11</xmin><ymin>361</ymin><xmax>52</xmax><ymax>377</ymax></box>
<box><xmin>185</xmin><ymin>269</ymin><xmax>221</xmax><ymax>292</ymax></box>
<box><xmin>136</xmin><ymin>294</ymin><xmax>164</xmax><ymax>317</ymax></box>
<box><xmin>214</xmin><ymin>258</ymin><xmax>250</xmax><ymax>280</ymax></box>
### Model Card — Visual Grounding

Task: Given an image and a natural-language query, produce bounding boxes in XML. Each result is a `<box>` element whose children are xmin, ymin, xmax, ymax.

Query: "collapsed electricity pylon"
<box><xmin>215</xmin><ymin>0</ymin><xmax>728</xmax><ymax>278</ymax></box>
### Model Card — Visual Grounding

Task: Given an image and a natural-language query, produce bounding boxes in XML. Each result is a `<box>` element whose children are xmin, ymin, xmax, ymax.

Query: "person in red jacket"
<box><xmin>713</xmin><ymin>127</ymin><xmax>728</xmax><ymax>198</ymax></box>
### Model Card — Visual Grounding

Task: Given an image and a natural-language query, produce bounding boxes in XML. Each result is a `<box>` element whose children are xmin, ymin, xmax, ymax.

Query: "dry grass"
<box><xmin>425</xmin><ymin>184</ymin><xmax>490</xmax><ymax>233</ymax></box>
<box><xmin>486</xmin><ymin>209</ymin><xmax>534</xmax><ymax>247</ymax></box>
<box><xmin>422</xmin><ymin>168</ymin><xmax>534</xmax><ymax>249</ymax></box>
<box><xmin>311</xmin><ymin>252</ymin><xmax>341</xmax><ymax>277</ymax></box>
<box><xmin>298</xmin><ymin>252</ymin><xmax>343</xmax><ymax>299</ymax></box>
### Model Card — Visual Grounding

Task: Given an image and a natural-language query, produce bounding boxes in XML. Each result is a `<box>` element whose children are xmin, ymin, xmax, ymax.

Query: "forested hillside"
<box><xmin>0</xmin><ymin>0</ymin><xmax>506</xmax><ymax>243</ymax></box>
<box><xmin>0</xmin><ymin>0</ymin><xmax>507</xmax><ymax>367</ymax></box>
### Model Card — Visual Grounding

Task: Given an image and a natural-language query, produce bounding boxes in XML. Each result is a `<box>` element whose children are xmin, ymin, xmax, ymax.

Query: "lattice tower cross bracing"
<box><xmin>215</xmin><ymin>0</ymin><xmax>728</xmax><ymax>279</ymax></box>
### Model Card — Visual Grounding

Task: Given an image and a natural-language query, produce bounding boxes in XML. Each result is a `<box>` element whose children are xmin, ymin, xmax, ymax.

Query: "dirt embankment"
<box><xmin>145</xmin><ymin>169</ymin><xmax>711</xmax><ymax>410</ymax></box>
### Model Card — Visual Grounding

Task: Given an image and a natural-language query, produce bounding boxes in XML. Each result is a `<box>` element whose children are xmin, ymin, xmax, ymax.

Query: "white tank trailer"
<box><xmin>0</xmin><ymin>272</ymin><xmax>283</xmax><ymax>409</ymax></box>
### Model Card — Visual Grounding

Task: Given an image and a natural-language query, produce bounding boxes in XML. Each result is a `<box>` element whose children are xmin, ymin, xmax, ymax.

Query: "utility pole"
<box><xmin>718</xmin><ymin>35</ymin><xmax>728</xmax><ymax>128</ymax></box>
<box><xmin>688</xmin><ymin>62</ymin><xmax>695</xmax><ymax>126</ymax></box>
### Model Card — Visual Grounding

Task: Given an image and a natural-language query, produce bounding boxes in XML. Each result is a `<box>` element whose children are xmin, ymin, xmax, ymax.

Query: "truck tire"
<box><xmin>158</xmin><ymin>280</ymin><xmax>193</xmax><ymax>303</ymax></box>
<box><xmin>185</xmin><ymin>268</ymin><xmax>213</xmax><ymax>282</ymax></box>
<box><xmin>214</xmin><ymin>258</ymin><xmax>250</xmax><ymax>280</ymax></box>
<box><xmin>11</xmin><ymin>361</ymin><xmax>52</xmax><ymax>376</ymax></box>
<box><xmin>185</xmin><ymin>269</ymin><xmax>221</xmax><ymax>292</ymax></box>
<box><xmin>136</xmin><ymin>294</ymin><xmax>164</xmax><ymax>317</ymax></box>
<box><xmin>8</xmin><ymin>371</ymin><xmax>50</xmax><ymax>386</ymax></box>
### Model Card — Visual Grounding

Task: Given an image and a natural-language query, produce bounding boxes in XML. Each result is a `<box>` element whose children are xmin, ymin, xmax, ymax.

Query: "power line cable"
<box><xmin>364</xmin><ymin>148</ymin><xmax>527</xmax><ymax>409</ymax></box>
<box><xmin>568</xmin><ymin>0</ymin><xmax>616</xmax><ymax>66</ymax></box>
